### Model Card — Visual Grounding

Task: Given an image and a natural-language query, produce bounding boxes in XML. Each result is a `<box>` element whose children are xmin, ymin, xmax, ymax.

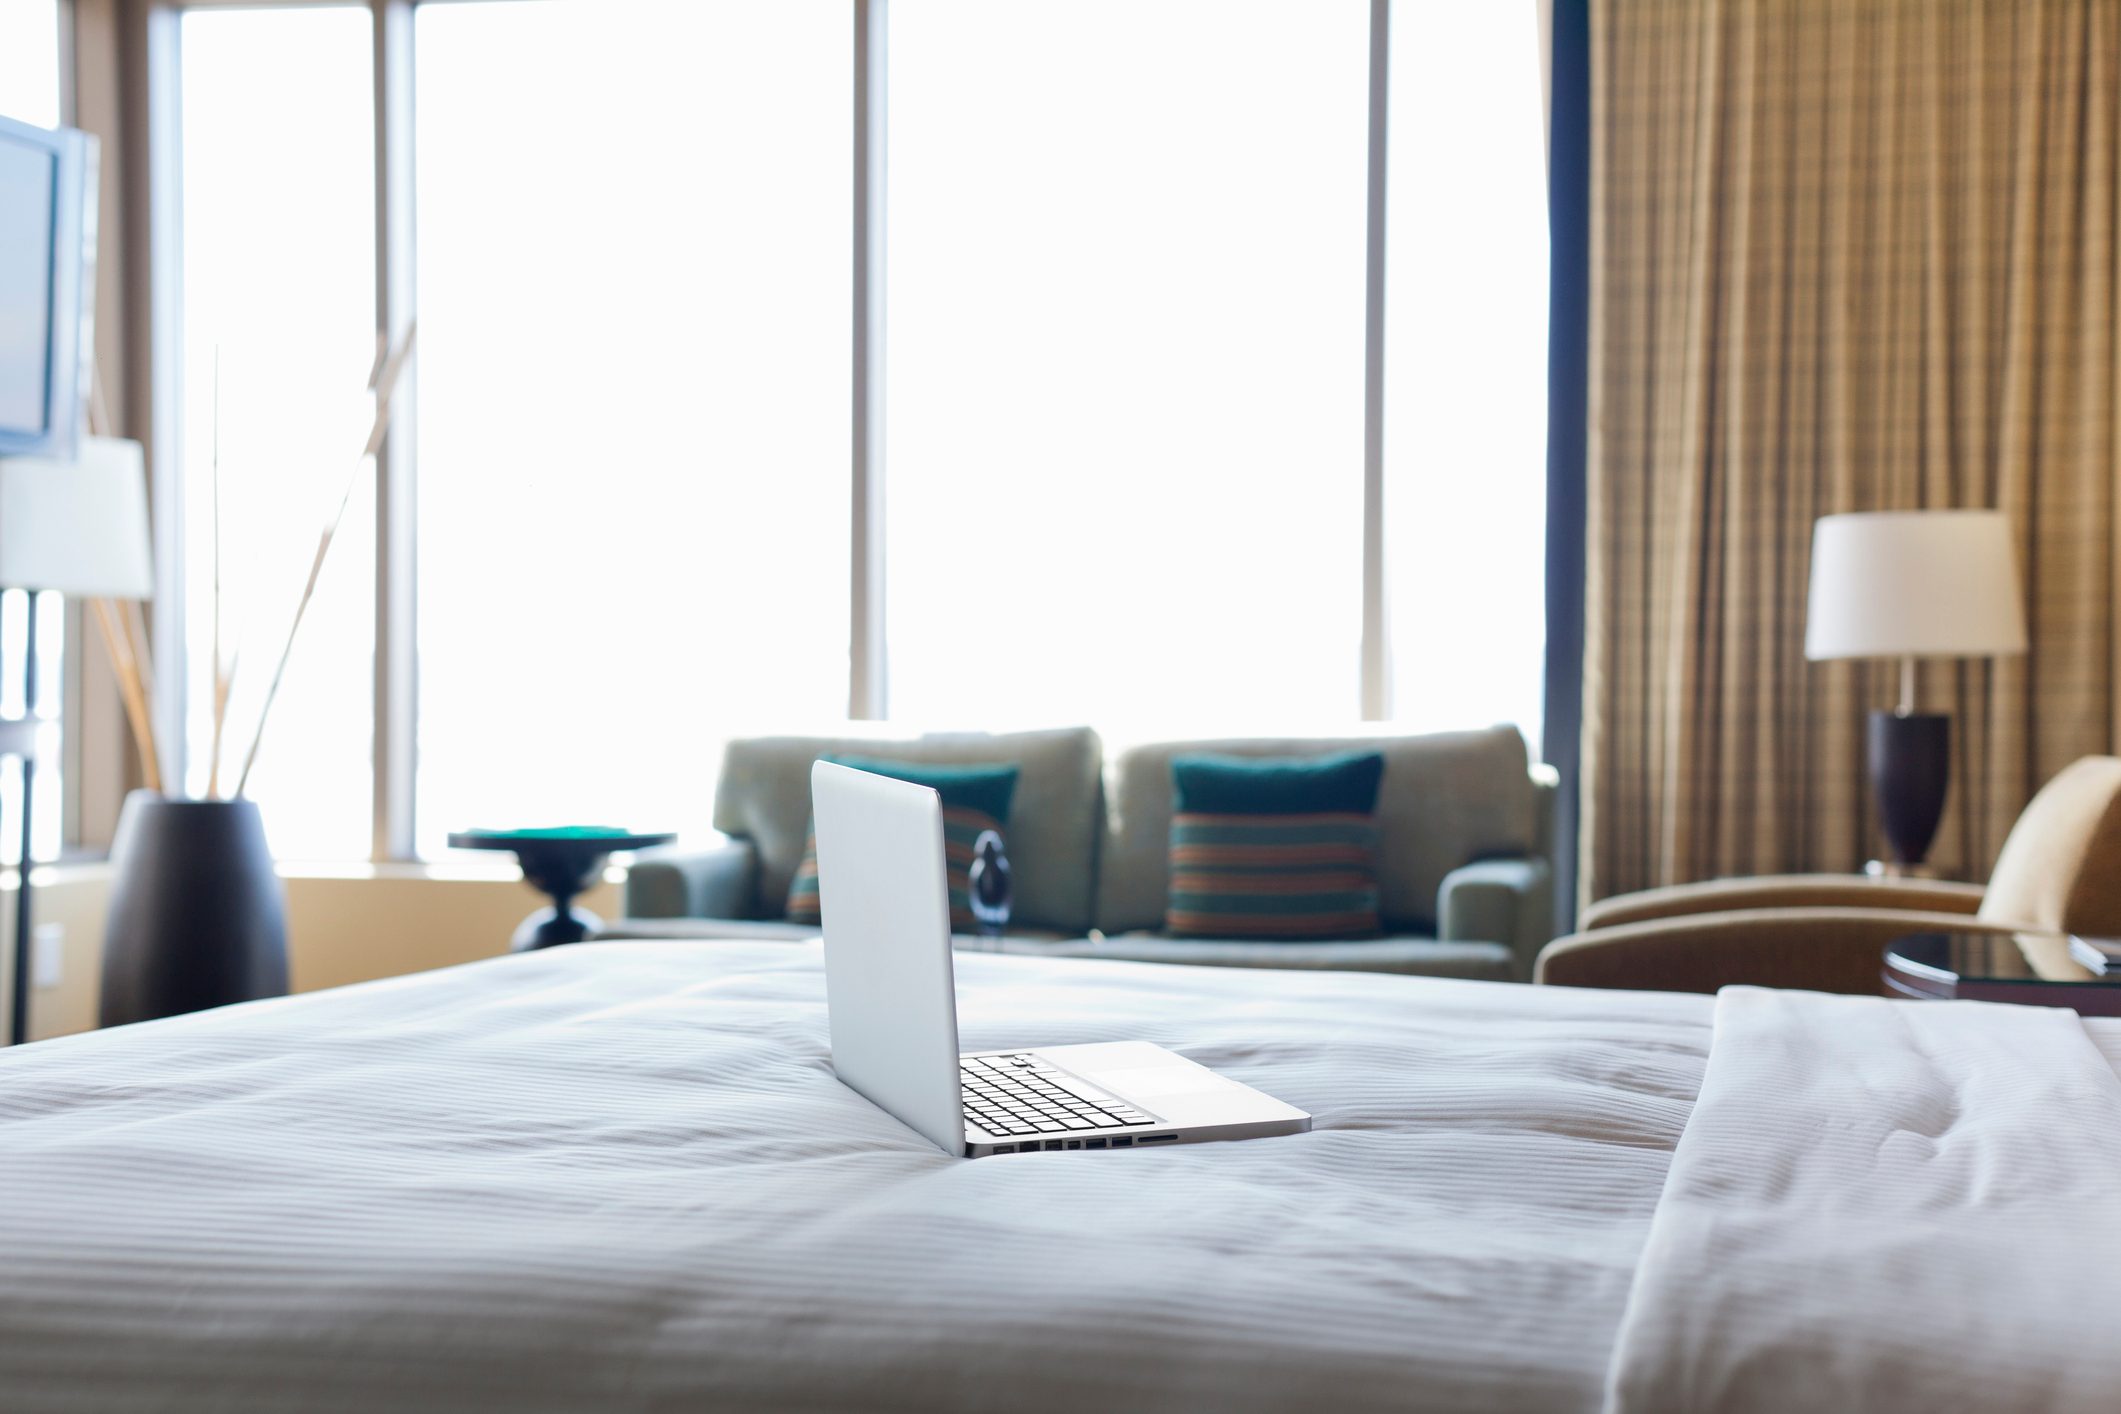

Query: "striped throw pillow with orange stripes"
<box><xmin>787</xmin><ymin>804</ymin><xmax>1003</xmax><ymax>934</ymax></box>
<box><xmin>784</xmin><ymin>755</ymin><xmax>1019</xmax><ymax>934</ymax></box>
<box><xmin>1163</xmin><ymin>750</ymin><xmax>1386</xmax><ymax>941</ymax></box>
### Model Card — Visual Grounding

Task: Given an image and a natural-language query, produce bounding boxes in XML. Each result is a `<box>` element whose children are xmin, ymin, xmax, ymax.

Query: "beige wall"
<box><xmin>2</xmin><ymin>866</ymin><xmax>625</xmax><ymax>1043</ymax></box>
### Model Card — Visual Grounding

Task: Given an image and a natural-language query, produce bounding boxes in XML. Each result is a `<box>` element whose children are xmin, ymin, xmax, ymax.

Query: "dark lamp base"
<box><xmin>1868</xmin><ymin>710</ymin><xmax>1950</xmax><ymax>868</ymax></box>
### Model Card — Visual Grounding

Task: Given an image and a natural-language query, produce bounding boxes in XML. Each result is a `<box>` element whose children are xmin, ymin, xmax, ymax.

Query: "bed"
<box><xmin>0</xmin><ymin>941</ymin><xmax>2113</xmax><ymax>1412</ymax></box>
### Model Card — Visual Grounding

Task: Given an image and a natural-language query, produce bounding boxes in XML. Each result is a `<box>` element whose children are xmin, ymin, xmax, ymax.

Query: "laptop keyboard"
<box><xmin>961</xmin><ymin>1054</ymin><xmax>1154</xmax><ymax>1137</ymax></box>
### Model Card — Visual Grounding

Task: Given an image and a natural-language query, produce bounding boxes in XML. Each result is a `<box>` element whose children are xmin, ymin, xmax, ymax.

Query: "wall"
<box><xmin>2</xmin><ymin>866</ymin><xmax>625</xmax><ymax>1043</ymax></box>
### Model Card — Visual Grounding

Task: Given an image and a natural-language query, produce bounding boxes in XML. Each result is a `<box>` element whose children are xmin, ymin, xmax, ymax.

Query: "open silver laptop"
<box><xmin>811</xmin><ymin>760</ymin><xmax>1311</xmax><ymax>1158</ymax></box>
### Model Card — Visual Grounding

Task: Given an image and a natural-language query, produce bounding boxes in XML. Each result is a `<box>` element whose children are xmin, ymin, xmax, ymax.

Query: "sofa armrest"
<box><xmin>1579</xmin><ymin>874</ymin><xmax>1988</xmax><ymax>931</ymax></box>
<box><xmin>1535</xmin><ymin>906</ymin><xmax>2031</xmax><ymax>995</ymax></box>
<box><xmin>1438</xmin><ymin>856</ymin><xmax>1553</xmax><ymax>980</ymax></box>
<box><xmin>623</xmin><ymin>837</ymin><xmax>758</xmax><ymax>920</ymax></box>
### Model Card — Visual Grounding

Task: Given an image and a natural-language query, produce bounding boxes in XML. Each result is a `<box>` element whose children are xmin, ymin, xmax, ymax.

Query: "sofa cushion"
<box><xmin>714</xmin><ymin>728</ymin><xmax>1102</xmax><ymax>933</ymax></box>
<box><xmin>1098</xmin><ymin>727</ymin><xmax>1536</xmax><ymax>935</ymax></box>
<box><xmin>1165</xmin><ymin>750</ymin><xmax>1385</xmax><ymax>940</ymax></box>
<box><xmin>786</xmin><ymin>756</ymin><xmax>1019</xmax><ymax>932</ymax></box>
<box><xmin>590</xmin><ymin>918</ymin><xmax>1076</xmax><ymax>946</ymax></box>
<box><xmin>593</xmin><ymin>918</ymin><xmax>827</xmax><ymax>944</ymax></box>
<box><xmin>997</xmin><ymin>931</ymin><xmax>1516</xmax><ymax>981</ymax></box>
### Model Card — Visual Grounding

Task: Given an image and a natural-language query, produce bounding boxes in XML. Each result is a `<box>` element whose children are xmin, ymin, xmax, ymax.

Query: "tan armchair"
<box><xmin>1537</xmin><ymin>756</ymin><xmax>2121</xmax><ymax>994</ymax></box>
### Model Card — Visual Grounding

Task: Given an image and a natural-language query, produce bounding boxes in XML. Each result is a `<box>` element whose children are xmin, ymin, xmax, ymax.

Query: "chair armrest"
<box><xmin>1438</xmin><ymin>857</ymin><xmax>1553</xmax><ymax>980</ymax></box>
<box><xmin>1535</xmin><ymin>907</ymin><xmax>2031</xmax><ymax>995</ymax></box>
<box><xmin>1579</xmin><ymin>874</ymin><xmax>1988</xmax><ymax>931</ymax></box>
<box><xmin>623</xmin><ymin>837</ymin><xmax>758</xmax><ymax>920</ymax></box>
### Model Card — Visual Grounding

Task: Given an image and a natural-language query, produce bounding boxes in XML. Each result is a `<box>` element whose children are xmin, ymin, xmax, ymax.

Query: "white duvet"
<box><xmin>7</xmin><ymin>943</ymin><xmax>2110</xmax><ymax>1414</ymax></box>
<box><xmin>0</xmin><ymin>942</ymin><xmax>1710</xmax><ymax>1413</ymax></box>
<box><xmin>1606</xmin><ymin>987</ymin><xmax>2121</xmax><ymax>1414</ymax></box>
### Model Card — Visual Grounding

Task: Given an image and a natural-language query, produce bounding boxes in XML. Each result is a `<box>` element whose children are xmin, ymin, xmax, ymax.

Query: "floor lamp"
<box><xmin>1804</xmin><ymin>510</ymin><xmax>2028</xmax><ymax>874</ymax></box>
<box><xmin>0</xmin><ymin>438</ymin><xmax>154</xmax><ymax>1045</ymax></box>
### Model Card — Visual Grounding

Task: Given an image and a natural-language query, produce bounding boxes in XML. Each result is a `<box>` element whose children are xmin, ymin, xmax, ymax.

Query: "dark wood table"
<box><xmin>1883</xmin><ymin>930</ymin><xmax>2121</xmax><ymax>1015</ymax></box>
<box><xmin>449</xmin><ymin>829</ymin><xmax>675</xmax><ymax>950</ymax></box>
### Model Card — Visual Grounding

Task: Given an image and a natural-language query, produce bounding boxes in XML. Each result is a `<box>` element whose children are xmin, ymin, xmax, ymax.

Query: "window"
<box><xmin>411</xmin><ymin>1</ymin><xmax>850</xmax><ymax>852</ymax></box>
<box><xmin>1383</xmin><ymin>2</ymin><xmax>1549</xmax><ymax>747</ymax></box>
<box><xmin>1</xmin><ymin>0</ymin><xmax>65</xmax><ymax>864</ymax></box>
<box><xmin>177</xmin><ymin>6</ymin><xmax>377</xmax><ymax>859</ymax></box>
<box><xmin>0</xmin><ymin>0</ymin><xmax>62</xmax><ymax>128</ymax></box>
<box><xmin>153</xmin><ymin>2</ymin><xmax>1555</xmax><ymax>861</ymax></box>
<box><xmin>0</xmin><ymin>592</ymin><xmax>63</xmax><ymax>864</ymax></box>
<box><xmin>884</xmin><ymin>0</ymin><xmax>1369</xmax><ymax>734</ymax></box>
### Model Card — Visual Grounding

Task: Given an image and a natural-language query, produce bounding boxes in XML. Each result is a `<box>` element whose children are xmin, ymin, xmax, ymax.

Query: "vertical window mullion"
<box><xmin>1360</xmin><ymin>0</ymin><xmax>1391</xmax><ymax>721</ymax></box>
<box><xmin>850</xmin><ymin>0</ymin><xmax>887</xmax><ymax>720</ymax></box>
<box><xmin>53</xmin><ymin>0</ymin><xmax>82</xmax><ymax>850</ymax></box>
<box><xmin>372</xmin><ymin>0</ymin><xmax>415</xmax><ymax>860</ymax></box>
<box><xmin>143</xmin><ymin>1</ymin><xmax>184</xmax><ymax>800</ymax></box>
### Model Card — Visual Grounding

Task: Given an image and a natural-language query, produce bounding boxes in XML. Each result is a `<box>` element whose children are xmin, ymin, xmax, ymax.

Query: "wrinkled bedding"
<box><xmin>1606</xmin><ymin>987</ymin><xmax>2121</xmax><ymax>1414</ymax></box>
<box><xmin>0</xmin><ymin>941</ymin><xmax>1711</xmax><ymax>1413</ymax></box>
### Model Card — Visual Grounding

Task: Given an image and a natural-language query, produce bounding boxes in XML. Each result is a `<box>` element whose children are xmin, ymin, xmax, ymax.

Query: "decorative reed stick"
<box><xmin>208</xmin><ymin>650</ymin><xmax>235</xmax><ymax>800</ymax></box>
<box><xmin>90</xmin><ymin>597</ymin><xmax>161</xmax><ymax>793</ymax></box>
<box><xmin>121</xmin><ymin>598</ymin><xmax>155</xmax><ymax>711</ymax></box>
<box><xmin>232</xmin><ymin>321</ymin><xmax>416</xmax><ymax>798</ymax></box>
<box><xmin>82</xmin><ymin>362</ymin><xmax>165</xmax><ymax>795</ymax></box>
<box><xmin>206</xmin><ymin>348</ymin><xmax>229</xmax><ymax>800</ymax></box>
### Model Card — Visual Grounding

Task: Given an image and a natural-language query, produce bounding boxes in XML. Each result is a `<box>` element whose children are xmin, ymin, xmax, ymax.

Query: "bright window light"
<box><xmin>0</xmin><ymin>590</ymin><xmax>62</xmax><ymax>863</ymax></box>
<box><xmin>0</xmin><ymin>0</ymin><xmax>62</xmax><ymax>129</ymax></box>
<box><xmin>157</xmin><ymin>3</ymin><xmax>1552</xmax><ymax>860</ymax></box>
<box><xmin>178</xmin><ymin>6</ymin><xmax>377</xmax><ymax>858</ymax></box>
<box><xmin>1384</xmin><ymin>2</ymin><xmax>1550</xmax><ymax>751</ymax></box>
<box><xmin>412</xmin><ymin>1</ymin><xmax>851</xmax><ymax>853</ymax></box>
<box><xmin>884</xmin><ymin>0</ymin><xmax>1370</xmax><ymax>736</ymax></box>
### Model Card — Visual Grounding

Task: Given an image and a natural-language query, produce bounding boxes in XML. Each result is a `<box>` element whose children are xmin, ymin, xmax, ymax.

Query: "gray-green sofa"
<box><xmin>612</xmin><ymin>724</ymin><xmax>1554</xmax><ymax>981</ymax></box>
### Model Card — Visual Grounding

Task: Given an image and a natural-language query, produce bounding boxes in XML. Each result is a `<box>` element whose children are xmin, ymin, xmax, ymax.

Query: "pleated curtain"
<box><xmin>1583</xmin><ymin>0</ymin><xmax>2121</xmax><ymax>903</ymax></box>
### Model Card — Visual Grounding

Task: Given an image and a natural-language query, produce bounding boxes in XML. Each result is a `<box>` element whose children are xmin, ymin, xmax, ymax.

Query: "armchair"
<box><xmin>1537</xmin><ymin>756</ymin><xmax>2121</xmax><ymax>994</ymax></box>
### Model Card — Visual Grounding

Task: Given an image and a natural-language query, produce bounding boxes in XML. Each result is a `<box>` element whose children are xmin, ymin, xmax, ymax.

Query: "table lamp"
<box><xmin>1805</xmin><ymin>510</ymin><xmax>2027</xmax><ymax>874</ymax></box>
<box><xmin>0</xmin><ymin>437</ymin><xmax>153</xmax><ymax>1044</ymax></box>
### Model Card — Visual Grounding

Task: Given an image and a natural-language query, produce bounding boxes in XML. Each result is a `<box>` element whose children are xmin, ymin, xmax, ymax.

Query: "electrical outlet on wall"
<box><xmin>32</xmin><ymin>923</ymin><xmax>63</xmax><ymax>990</ymax></box>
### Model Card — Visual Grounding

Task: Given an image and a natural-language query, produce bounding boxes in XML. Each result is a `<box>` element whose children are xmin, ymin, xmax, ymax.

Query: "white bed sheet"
<box><xmin>1606</xmin><ymin>987</ymin><xmax>2121</xmax><ymax>1414</ymax></box>
<box><xmin>0</xmin><ymin>942</ymin><xmax>1711</xmax><ymax>1413</ymax></box>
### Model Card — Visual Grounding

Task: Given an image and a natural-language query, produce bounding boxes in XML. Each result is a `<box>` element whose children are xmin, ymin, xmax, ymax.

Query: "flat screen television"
<box><xmin>0</xmin><ymin>113</ymin><xmax>96</xmax><ymax>461</ymax></box>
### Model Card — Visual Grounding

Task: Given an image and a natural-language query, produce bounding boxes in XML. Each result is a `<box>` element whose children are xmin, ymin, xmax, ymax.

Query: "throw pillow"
<box><xmin>786</xmin><ymin>756</ymin><xmax>1020</xmax><ymax>933</ymax></box>
<box><xmin>1165</xmin><ymin>749</ymin><xmax>1386</xmax><ymax>940</ymax></box>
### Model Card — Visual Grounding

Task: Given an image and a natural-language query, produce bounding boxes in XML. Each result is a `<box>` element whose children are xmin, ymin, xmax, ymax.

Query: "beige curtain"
<box><xmin>1583</xmin><ymin>0</ymin><xmax>2121</xmax><ymax>903</ymax></box>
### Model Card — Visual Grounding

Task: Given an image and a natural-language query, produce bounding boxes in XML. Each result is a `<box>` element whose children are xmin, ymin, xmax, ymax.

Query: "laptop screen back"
<box><xmin>811</xmin><ymin>760</ymin><xmax>966</xmax><ymax>1155</ymax></box>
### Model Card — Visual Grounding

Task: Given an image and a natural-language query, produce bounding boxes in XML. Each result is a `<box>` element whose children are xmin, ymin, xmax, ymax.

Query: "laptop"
<box><xmin>811</xmin><ymin>760</ymin><xmax>1312</xmax><ymax>1158</ymax></box>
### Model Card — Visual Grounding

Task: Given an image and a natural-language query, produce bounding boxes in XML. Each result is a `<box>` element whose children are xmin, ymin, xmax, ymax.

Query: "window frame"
<box><xmin>137</xmin><ymin>0</ymin><xmax>1540</xmax><ymax>863</ymax></box>
<box><xmin>4</xmin><ymin>0</ymin><xmax>89</xmax><ymax>858</ymax></box>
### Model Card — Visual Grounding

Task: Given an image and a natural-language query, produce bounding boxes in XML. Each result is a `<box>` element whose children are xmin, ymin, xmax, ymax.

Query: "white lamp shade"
<box><xmin>1805</xmin><ymin>510</ymin><xmax>2027</xmax><ymax>661</ymax></box>
<box><xmin>0</xmin><ymin>436</ymin><xmax>154</xmax><ymax>599</ymax></box>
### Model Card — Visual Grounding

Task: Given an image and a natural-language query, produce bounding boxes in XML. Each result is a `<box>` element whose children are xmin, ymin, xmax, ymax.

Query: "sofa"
<box><xmin>614</xmin><ymin>725</ymin><xmax>1555</xmax><ymax>981</ymax></box>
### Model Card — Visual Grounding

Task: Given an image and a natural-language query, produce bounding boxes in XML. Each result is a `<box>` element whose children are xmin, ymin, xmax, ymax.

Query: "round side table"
<box><xmin>1882</xmin><ymin>930</ymin><xmax>2121</xmax><ymax>1016</ymax></box>
<box><xmin>448</xmin><ymin>829</ymin><xmax>675</xmax><ymax>950</ymax></box>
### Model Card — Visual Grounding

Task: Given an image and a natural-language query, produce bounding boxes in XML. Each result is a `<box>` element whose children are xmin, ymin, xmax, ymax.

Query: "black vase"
<box><xmin>100</xmin><ymin>792</ymin><xmax>290</xmax><ymax>1028</ymax></box>
<box><xmin>1868</xmin><ymin>710</ymin><xmax>1951</xmax><ymax>868</ymax></box>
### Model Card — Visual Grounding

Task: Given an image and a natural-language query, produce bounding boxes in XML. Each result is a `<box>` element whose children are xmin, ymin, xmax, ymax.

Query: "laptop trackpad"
<box><xmin>1090</xmin><ymin>1064</ymin><xmax>1239</xmax><ymax>1099</ymax></box>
